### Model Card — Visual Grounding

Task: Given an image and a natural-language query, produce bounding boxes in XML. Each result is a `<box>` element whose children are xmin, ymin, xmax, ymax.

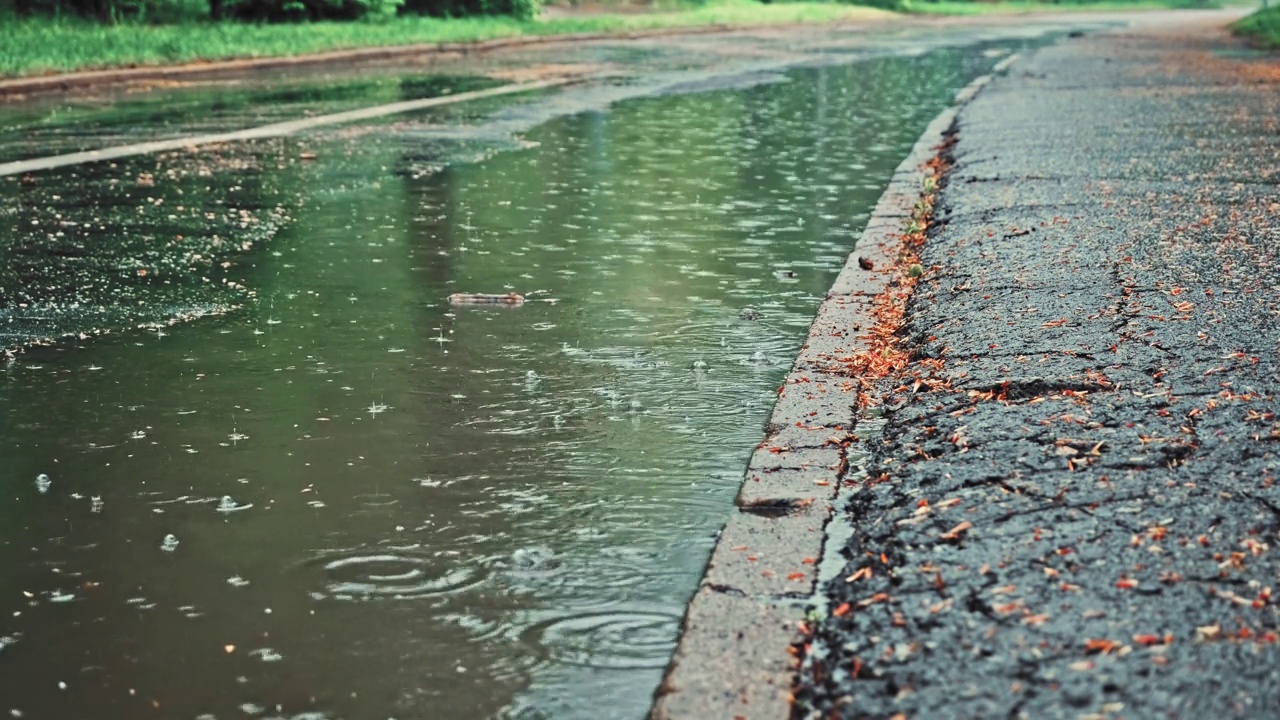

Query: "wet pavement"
<box><xmin>797</xmin><ymin>15</ymin><xmax>1280</xmax><ymax>720</ymax></box>
<box><xmin>0</xmin><ymin>18</ymin><xmax>1094</xmax><ymax>720</ymax></box>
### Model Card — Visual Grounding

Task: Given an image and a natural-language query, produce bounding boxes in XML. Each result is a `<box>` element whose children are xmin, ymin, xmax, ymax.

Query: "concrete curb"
<box><xmin>648</xmin><ymin>61</ymin><xmax>1017</xmax><ymax>720</ymax></box>
<box><xmin>0</xmin><ymin>18</ymin><xmax>890</xmax><ymax>100</ymax></box>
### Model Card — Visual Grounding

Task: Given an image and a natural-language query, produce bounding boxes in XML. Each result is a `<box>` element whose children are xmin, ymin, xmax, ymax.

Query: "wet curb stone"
<box><xmin>648</xmin><ymin>63</ymin><xmax>1016</xmax><ymax>720</ymax></box>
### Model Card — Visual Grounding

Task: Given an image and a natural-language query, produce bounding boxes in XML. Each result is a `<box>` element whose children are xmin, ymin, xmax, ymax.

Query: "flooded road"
<box><xmin>0</xmin><ymin>24</ymin><xmax>1074</xmax><ymax>720</ymax></box>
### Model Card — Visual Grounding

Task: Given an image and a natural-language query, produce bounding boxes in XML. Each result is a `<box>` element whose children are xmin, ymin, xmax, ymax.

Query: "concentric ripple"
<box><xmin>522</xmin><ymin>610</ymin><xmax>680</xmax><ymax>670</ymax></box>
<box><xmin>308</xmin><ymin>552</ymin><xmax>485</xmax><ymax>600</ymax></box>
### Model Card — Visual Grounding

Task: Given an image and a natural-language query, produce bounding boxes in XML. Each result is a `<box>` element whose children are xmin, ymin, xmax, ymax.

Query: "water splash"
<box><xmin>217</xmin><ymin>495</ymin><xmax>254</xmax><ymax>513</ymax></box>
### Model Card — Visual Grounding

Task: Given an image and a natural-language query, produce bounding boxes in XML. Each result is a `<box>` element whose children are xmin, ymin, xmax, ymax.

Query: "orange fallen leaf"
<box><xmin>1084</xmin><ymin>638</ymin><xmax>1119</xmax><ymax>655</ymax></box>
<box><xmin>846</xmin><ymin>566</ymin><xmax>873</xmax><ymax>583</ymax></box>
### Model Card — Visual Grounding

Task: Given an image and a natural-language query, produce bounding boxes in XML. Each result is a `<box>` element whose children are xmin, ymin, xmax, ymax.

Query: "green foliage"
<box><xmin>1233</xmin><ymin>6</ymin><xmax>1280</xmax><ymax>48</ymax></box>
<box><xmin>399</xmin><ymin>0</ymin><xmax>537</xmax><ymax>20</ymax></box>
<box><xmin>0</xmin><ymin>0</ymin><xmax>209</xmax><ymax>21</ymax></box>
<box><xmin>225</xmin><ymin>0</ymin><xmax>402</xmax><ymax>20</ymax></box>
<box><xmin>839</xmin><ymin>0</ymin><xmax>906</xmax><ymax>10</ymax></box>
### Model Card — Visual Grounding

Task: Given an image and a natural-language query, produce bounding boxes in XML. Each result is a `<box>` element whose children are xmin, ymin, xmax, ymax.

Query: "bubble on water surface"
<box><xmin>34</xmin><ymin>474</ymin><xmax>51</xmax><ymax>494</ymax></box>
<box><xmin>217</xmin><ymin>496</ymin><xmax>253</xmax><ymax>513</ymax></box>
<box><xmin>160</xmin><ymin>533</ymin><xmax>179</xmax><ymax>552</ymax></box>
<box><xmin>509</xmin><ymin>547</ymin><xmax>560</xmax><ymax>573</ymax></box>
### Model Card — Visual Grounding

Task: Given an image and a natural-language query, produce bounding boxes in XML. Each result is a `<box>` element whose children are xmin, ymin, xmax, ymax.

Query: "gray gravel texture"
<box><xmin>795</xmin><ymin>19</ymin><xmax>1280</xmax><ymax>720</ymax></box>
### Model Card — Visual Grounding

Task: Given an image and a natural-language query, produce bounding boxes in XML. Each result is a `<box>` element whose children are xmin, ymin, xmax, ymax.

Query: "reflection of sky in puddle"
<box><xmin>0</xmin><ymin>31</ymin><xmax>1059</xmax><ymax>720</ymax></box>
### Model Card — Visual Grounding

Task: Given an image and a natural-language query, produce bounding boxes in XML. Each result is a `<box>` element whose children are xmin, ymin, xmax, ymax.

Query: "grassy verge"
<box><xmin>0</xmin><ymin>0</ymin><xmax>892</xmax><ymax>78</ymax></box>
<box><xmin>906</xmin><ymin>0</ymin><xmax>1219</xmax><ymax>15</ymax></box>
<box><xmin>1233</xmin><ymin>6</ymin><xmax>1280</xmax><ymax>48</ymax></box>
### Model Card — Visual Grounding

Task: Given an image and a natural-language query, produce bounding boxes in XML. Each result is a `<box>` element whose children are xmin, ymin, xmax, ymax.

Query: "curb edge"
<box><xmin>648</xmin><ymin>65</ymin><xmax>1005</xmax><ymax>720</ymax></box>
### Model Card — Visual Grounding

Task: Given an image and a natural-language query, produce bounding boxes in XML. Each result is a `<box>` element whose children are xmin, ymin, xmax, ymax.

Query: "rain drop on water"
<box><xmin>217</xmin><ymin>496</ymin><xmax>253</xmax><ymax>513</ymax></box>
<box><xmin>248</xmin><ymin>648</ymin><xmax>283</xmax><ymax>662</ymax></box>
<box><xmin>160</xmin><ymin>534</ymin><xmax>180</xmax><ymax>552</ymax></box>
<box><xmin>34</xmin><ymin>474</ymin><xmax>51</xmax><ymax>494</ymax></box>
<box><xmin>510</xmin><ymin>546</ymin><xmax>560</xmax><ymax>572</ymax></box>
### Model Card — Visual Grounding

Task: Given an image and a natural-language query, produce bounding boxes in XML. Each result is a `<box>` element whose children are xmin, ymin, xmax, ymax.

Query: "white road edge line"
<box><xmin>0</xmin><ymin>76</ymin><xmax>576</xmax><ymax>178</ymax></box>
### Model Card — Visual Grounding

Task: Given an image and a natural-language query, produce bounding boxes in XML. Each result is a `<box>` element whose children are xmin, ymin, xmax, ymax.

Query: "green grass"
<box><xmin>0</xmin><ymin>0</ymin><xmax>1233</xmax><ymax>79</ymax></box>
<box><xmin>905</xmin><ymin>0</ymin><xmax>1218</xmax><ymax>15</ymax></box>
<box><xmin>1233</xmin><ymin>6</ymin><xmax>1280</xmax><ymax>48</ymax></box>
<box><xmin>0</xmin><ymin>0</ymin><xmax>893</xmax><ymax>78</ymax></box>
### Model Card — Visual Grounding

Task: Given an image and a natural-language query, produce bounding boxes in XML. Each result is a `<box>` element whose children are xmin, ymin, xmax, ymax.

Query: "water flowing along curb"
<box><xmin>648</xmin><ymin>57</ymin><xmax>1018</xmax><ymax>720</ymax></box>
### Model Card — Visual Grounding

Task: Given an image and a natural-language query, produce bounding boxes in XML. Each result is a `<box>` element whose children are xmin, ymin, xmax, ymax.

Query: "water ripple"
<box><xmin>305</xmin><ymin>551</ymin><xmax>485</xmax><ymax>601</ymax></box>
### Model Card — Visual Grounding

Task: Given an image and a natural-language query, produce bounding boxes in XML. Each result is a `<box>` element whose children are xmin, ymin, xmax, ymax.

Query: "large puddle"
<box><xmin>2</xmin><ymin>36</ymin><xmax>1049</xmax><ymax>720</ymax></box>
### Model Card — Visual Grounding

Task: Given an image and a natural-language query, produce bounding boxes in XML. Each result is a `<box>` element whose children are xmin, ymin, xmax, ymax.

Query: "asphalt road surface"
<box><xmin>796</xmin><ymin>15</ymin><xmax>1280</xmax><ymax>720</ymax></box>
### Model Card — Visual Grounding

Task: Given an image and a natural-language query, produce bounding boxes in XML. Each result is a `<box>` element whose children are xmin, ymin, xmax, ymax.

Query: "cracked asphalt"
<box><xmin>796</xmin><ymin>16</ymin><xmax>1280</xmax><ymax>720</ymax></box>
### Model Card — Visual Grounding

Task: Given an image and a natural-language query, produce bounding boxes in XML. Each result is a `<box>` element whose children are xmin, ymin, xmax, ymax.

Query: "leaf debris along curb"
<box><xmin>648</xmin><ymin>64</ymin><xmax>1014</xmax><ymax>720</ymax></box>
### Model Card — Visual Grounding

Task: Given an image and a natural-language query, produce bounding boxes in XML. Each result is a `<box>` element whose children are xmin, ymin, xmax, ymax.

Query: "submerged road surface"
<box><xmin>798</xmin><ymin>15</ymin><xmax>1280</xmax><ymax>720</ymax></box>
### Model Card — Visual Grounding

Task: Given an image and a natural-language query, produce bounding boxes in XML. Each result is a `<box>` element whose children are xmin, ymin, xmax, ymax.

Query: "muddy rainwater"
<box><xmin>0</xmin><ymin>34</ymin><xmax>1055</xmax><ymax>720</ymax></box>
